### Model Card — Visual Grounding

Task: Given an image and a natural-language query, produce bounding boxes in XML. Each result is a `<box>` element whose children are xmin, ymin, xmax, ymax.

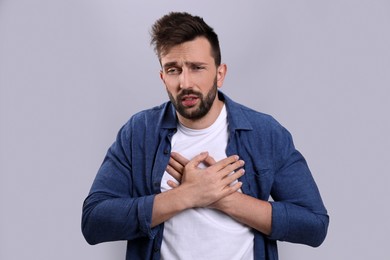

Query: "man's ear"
<box><xmin>160</xmin><ymin>70</ymin><xmax>164</xmax><ymax>82</ymax></box>
<box><xmin>216</xmin><ymin>64</ymin><xmax>227</xmax><ymax>88</ymax></box>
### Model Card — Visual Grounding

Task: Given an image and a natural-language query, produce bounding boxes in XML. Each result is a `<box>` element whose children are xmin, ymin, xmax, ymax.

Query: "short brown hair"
<box><xmin>150</xmin><ymin>12</ymin><xmax>221</xmax><ymax>66</ymax></box>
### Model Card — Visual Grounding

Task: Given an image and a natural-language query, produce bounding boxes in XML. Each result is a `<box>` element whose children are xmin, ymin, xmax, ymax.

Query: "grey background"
<box><xmin>1</xmin><ymin>1</ymin><xmax>389</xmax><ymax>259</ymax></box>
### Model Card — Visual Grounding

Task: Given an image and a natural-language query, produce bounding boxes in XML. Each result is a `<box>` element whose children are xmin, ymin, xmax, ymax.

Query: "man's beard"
<box><xmin>168</xmin><ymin>79</ymin><xmax>218</xmax><ymax>120</ymax></box>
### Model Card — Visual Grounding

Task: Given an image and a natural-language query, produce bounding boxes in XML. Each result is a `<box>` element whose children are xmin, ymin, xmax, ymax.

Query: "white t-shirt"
<box><xmin>160</xmin><ymin>105</ymin><xmax>254</xmax><ymax>260</ymax></box>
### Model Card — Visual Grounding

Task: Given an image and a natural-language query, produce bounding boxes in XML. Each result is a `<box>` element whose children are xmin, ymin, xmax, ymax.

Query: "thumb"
<box><xmin>187</xmin><ymin>152</ymin><xmax>209</xmax><ymax>168</ymax></box>
<box><xmin>204</xmin><ymin>155</ymin><xmax>217</xmax><ymax>166</ymax></box>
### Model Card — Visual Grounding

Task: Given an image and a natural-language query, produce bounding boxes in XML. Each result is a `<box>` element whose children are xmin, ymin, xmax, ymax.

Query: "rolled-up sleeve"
<box><xmin>81</xmin><ymin>122</ymin><xmax>159</xmax><ymax>245</ymax></box>
<box><xmin>268</xmin><ymin>127</ymin><xmax>329</xmax><ymax>247</ymax></box>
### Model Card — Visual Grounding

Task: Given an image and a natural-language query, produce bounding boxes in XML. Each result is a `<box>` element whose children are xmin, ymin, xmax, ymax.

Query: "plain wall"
<box><xmin>1</xmin><ymin>1</ymin><xmax>389</xmax><ymax>259</ymax></box>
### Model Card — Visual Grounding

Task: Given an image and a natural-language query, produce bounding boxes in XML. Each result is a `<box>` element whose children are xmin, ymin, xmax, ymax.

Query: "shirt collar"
<box><xmin>220</xmin><ymin>91</ymin><xmax>253</xmax><ymax>131</ymax></box>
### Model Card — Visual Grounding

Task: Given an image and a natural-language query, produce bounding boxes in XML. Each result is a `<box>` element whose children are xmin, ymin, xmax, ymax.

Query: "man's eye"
<box><xmin>193</xmin><ymin>66</ymin><xmax>205</xmax><ymax>71</ymax></box>
<box><xmin>167</xmin><ymin>68</ymin><xmax>180</xmax><ymax>74</ymax></box>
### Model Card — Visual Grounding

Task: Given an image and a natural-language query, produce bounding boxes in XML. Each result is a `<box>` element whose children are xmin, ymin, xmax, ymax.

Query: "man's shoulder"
<box><xmin>132</xmin><ymin>103</ymin><xmax>168</xmax><ymax>120</ymax></box>
<box><xmin>227</xmin><ymin>99</ymin><xmax>293</xmax><ymax>147</ymax></box>
<box><xmin>225</xmin><ymin>96</ymin><xmax>281</xmax><ymax>130</ymax></box>
<box><xmin>121</xmin><ymin>102</ymin><xmax>174</xmax><ymax>130</ymax></box>
<box><xmin>235</xmin><ymin>102</ymin><xmax>274</xmax><ymax>120</ymax></box>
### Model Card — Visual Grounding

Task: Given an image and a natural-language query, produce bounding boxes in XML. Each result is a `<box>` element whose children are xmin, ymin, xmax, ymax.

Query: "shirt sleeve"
<box><xmin>81</xmin><ymin>122</ymin><xmax>159</xmax><ymax>245</ymax></box>
<box><xmin>268</xmin><ymin>126</ymin><xmax>329</xmax><ymax>247</ymax></box>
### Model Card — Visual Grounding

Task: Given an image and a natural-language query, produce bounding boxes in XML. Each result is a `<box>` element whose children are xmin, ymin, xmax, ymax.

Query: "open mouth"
<box><xmin>181</xmin><ymin>95</ymin><xmax>199</xmax><ymax>107</ymax></box>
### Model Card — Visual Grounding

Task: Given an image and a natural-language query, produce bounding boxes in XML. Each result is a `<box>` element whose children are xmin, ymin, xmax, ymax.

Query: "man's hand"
<box><xmin>166</xmin><ymin>152</ymin><xmax>242</xmax><ymax>210</ymax></box>
<box><xmin>166</xmin><ymin>152</ymin><xmax>245</xmax><ymax>208</ymax></box>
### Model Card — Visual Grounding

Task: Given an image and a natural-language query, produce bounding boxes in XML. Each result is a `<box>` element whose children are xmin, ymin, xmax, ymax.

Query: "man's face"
<box><xmin>160</xmin><ymin>37</ymin><xmax>225</xmax><ymax>121</ymax></box>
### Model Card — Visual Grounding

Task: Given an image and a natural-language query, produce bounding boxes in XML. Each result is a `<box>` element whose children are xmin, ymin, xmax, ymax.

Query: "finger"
<box><xmin>223</xmin><ymin>168</ymin><xmax>245</xmax><ymax>185</ymax></box>
<box><xmin>166</xmin><ymin>164</ymin><xmax>182</xmax><ymax>182</ymax></box>
<box><xmin>204</xmin><ymin>155</ymin><xmax>216</xmax><ymax>167</ymax></box>
<box><xmin>167</xmin><ymin>180</ymin><xmax>179</xmax><ymax>188</ymax></box>
<box><xmin>171</xmin><ymin>152</ymin><xmax>190</xmax><ymax>166</ymax></box>
<box><xmin>218</xmin><ymin>160</ymin><xmax>245</xmax><ymax>177</ymax></box>
<box><xmin>210</xmin><ymin>155</ymin><xmax>240</xmax><ymax>172</ymax></box>
<box><xmin>186</xmin><ymin>152</ymin><xmax>209</xmax><ymax>168</ymax></box>
<box><xmin>168</xmin><ymin>156</ymin><xmax>185</xmax><ymax>174</ymax></box>
<box><xmin>225</xmin><ymin>181</ymin><xmax>243</xmax><ymax>193</ymax></box>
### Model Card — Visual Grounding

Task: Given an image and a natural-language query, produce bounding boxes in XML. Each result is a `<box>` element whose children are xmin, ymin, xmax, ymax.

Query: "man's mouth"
<box><xmin>181</xmin><ymin>95</ymin><xmax>199</xmax><ymax>107</ymax></box>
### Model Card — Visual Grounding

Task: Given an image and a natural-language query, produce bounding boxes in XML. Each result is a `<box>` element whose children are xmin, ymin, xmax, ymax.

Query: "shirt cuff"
<box><xmin>138</xmin><ymin>194</ymin><xmax>159</xmax><ymax>239</ymax></box>
<box><xmin>268</xmin><ymin>201</ymin><xmax>288</xmax><ymax>241</ymax></box>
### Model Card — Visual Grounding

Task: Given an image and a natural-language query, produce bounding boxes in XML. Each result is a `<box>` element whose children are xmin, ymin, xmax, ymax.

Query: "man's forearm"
<box><xmin>211</xmin><ymin>192</ymin><xmax>272</xmax><ymax>235</ymax></box>
<box><xmin>151</xmin><ymin>186</ymin><xmax>192</xmax><ymax>227</ymax></box>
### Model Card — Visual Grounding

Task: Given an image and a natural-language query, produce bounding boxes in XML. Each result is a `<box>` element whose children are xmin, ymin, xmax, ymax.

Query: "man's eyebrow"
<box><xmin>162</xmin><ymin>61</ymin><xmax>208</xmax><ymax>69</ymax></box>
<box><xmin>186</xmin><ymin>61</ymin><xmax>208</xmax><ymax>67</ymax></box>
<box><xmin>162</xmin><ymin>61</ymin><xmax>179</xmax><ymax>69</ymax></box>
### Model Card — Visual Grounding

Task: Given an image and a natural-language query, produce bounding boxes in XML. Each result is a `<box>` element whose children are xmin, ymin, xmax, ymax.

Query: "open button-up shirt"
<box><xmin>82</xmin><ymin>92</ymin><xmax>329</xmax><ymax>260</ymax></box>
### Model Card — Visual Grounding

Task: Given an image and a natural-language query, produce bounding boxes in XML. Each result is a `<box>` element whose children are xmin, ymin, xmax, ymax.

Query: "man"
<box><xmin>82</xmin><ymin>12</ymin><xmax>329</xmax><ymax>260</ymax></box>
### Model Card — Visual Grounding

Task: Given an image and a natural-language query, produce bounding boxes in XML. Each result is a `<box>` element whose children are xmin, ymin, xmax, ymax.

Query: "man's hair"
<box><xmin>150</xmin><ymin>12</ymin><xmax>221</xmax><ymax>66</ymax></box>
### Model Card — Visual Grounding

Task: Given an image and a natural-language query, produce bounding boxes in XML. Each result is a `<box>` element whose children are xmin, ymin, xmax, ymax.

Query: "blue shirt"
<box><xmin>82</xmin><ymin>92</ymin><xmax>329</xmax><ymax>260</ymax></box>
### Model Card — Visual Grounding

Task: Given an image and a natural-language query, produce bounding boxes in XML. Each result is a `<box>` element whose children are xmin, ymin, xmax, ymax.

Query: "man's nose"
<box><xmin>179</xmin><ymin>69</ymin><xmax>193</xmax><ymax>89</ymax></box>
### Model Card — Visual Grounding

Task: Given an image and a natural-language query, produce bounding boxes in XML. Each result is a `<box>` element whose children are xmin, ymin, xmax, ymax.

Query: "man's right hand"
<box><xmin>166</xmin><ymin>152</ymin><xmax>245</xmax><ymax>208</ymax></box>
